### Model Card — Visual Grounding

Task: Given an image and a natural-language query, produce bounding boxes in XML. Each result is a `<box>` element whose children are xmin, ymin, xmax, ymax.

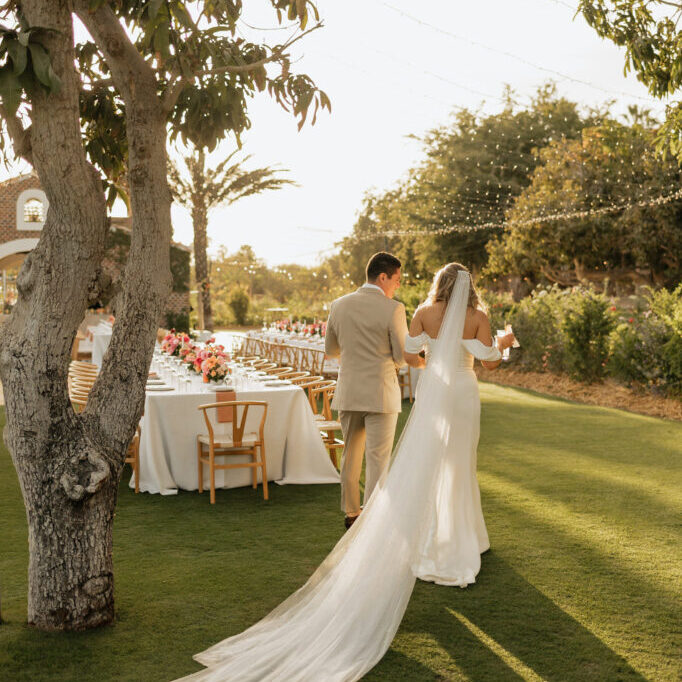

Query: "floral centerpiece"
<box><xmin>186</xmin><ymin>344</ymin><xmax>230</xmax><ymax>382</ymax></box>
<box><xmin>161</xmin><ymin>330</ymin><xmax>193</xmax><ymax>356</ymax></box>
<box><xmin>305</xmin><ymin>322</ymin><xmax>325</xmax><ymax>337</ymax></box>
<box><xmin>200</xmin><ymin>353</ymin><xmax>228</xmax><ymax>383</ymax></box>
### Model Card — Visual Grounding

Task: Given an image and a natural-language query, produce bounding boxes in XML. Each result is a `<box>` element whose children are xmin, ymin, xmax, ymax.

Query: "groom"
<box><xmin>325</xmin><ymin>252</ymin><xmax>408</xmax><ymax>530</ymax></box>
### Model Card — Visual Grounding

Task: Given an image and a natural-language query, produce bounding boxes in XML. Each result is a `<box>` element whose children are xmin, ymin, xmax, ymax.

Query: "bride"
<box><xmin>178</xmin><ymin>263</ymin><xmax>517</xmax><ymax>682</ymax></box>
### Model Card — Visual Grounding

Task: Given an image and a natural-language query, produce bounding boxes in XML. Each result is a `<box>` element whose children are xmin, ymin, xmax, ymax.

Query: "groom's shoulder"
<box><xmin>330</xmin><ymin>290</ymin><xmax>359</xmax><ymax>310</ymax></box>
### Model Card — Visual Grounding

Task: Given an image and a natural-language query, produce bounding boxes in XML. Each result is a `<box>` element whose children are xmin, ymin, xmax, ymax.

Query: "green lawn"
<box><xmin>1</xmin><ymin>385</ymin><xmax>680</xmax><ymax>681</ymax></box>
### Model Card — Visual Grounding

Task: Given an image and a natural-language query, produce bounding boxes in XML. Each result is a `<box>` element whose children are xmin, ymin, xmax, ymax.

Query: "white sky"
<box><xmin>180</xmin><ymin>0</ymin><xmax>665</xmax><ymax>266</ymax></box>
<box><xmin>2</xmin><ymin>0</ymin><xmax>668</xmax><ymax>267</ymax></box>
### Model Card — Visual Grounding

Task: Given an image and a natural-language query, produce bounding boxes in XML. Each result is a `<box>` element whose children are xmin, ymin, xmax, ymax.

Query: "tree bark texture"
<box><xmin>0</xmin><ymin>0</ymin><xmax>114</xmax><ymax>630</ymax></box>
<box><xmin>0</xmin><ymin>1</ymin><xmax>173</xmax><ymax>630</ymax></box>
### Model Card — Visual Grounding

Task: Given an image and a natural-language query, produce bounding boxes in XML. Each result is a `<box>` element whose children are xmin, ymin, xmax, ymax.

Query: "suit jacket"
<box><xmin>325</xmin><ymin>287</ymin><xmax>408</xmax><ymax>414</ymax></box>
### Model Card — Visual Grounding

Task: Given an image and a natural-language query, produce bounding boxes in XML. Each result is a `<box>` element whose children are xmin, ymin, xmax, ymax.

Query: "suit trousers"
<box><xmin>338</xmin><ymin>410</ymin><xmax>399</xmax><ymax>515</ymax></box>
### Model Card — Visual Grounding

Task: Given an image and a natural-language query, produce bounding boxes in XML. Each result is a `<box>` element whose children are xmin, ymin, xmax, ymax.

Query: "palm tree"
<box><xmin>168</xmin><ymin>146</ymin><xmax>294</xmax><ymax>330</ymax></box>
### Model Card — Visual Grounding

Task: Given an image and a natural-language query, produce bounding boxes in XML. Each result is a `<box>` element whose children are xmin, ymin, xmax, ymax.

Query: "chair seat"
<box><xmin>317</xmin><ymin>420</ymin><xmax>341</xmax><ymax>431</ymax></box>
<box><xmin>198</xmin><ymin>432</ymin><xmax>260</xmax><ymax>448</ymax></box>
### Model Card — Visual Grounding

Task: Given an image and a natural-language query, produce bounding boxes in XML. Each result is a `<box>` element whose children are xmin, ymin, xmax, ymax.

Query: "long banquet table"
<box><xmin>132</xmin><ymin>381</ymin><xmax>340</xmax><ymax>495</ymax></box>
<box><xmin>246</xmin><ymin>329</ymin><xmax>421</xmax><ymax>399</ymax></box>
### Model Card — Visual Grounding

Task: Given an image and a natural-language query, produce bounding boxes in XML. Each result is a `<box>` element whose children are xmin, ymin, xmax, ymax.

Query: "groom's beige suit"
<box><xmin>325</xmin><ymin>284</ymin><xmax>408</xmax><ymax>514</ymax></box>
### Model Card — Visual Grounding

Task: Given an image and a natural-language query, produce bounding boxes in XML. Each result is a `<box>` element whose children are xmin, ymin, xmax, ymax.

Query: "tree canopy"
<box><xmin>579</xmin><ymin>0</ymin><xmax>682</xmax><ymax>157</ymax></box>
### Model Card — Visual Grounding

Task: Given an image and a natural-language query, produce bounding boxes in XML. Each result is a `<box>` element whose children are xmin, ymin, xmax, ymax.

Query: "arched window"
<box><xmin>24</xmin><ymin>198</ymin><xmax>44</xmax><ymax>223</ymax></box>
<box><xmin>16</xmin><ymin>189</ymin><xmax>49</xmax><ymax>231</ymax></box>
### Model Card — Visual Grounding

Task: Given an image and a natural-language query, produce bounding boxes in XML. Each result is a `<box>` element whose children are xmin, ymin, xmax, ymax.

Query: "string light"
<box><xmin>349</xmin><ymin>186</ymin><xmax>682</xmax><ymax>241</ymax></box>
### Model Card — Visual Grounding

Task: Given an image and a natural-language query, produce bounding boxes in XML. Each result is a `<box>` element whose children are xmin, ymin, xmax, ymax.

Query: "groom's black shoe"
<box><xmin>344</xmin><ymin>515</ymin><xmax>359</xmax><ymax>531</ymax></box>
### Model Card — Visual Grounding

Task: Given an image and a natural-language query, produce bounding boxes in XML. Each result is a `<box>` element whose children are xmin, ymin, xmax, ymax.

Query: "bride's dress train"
<box><xmin>178</xmin><ymin>272</ymin><xmax>501</xmax><ymax>682</ymax></box>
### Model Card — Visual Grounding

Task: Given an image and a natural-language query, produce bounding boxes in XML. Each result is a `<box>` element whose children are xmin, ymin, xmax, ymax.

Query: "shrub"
<box><xmin>164</xmin><ymin>309</ymin><xmax>190</xmax><ymax>333</ymax></box>
<box><xmin>228</xmin><ymin>288</ymin><xmax>250</xmax><ymax>326</ymax></box>
<box><xmin>396</xmin><ymin>281</ymin><xmax>431</xmax><ymax>321</ymax></box>
<box><xmin>563</xmin><ymin>291</ymin><xmax>615</xmax><ymax>382</ymax></box>
<box><xmin>609</xmin><ymin>284</ymin><xmax>682</xmax><ymax>395</ymax></box>
<box><xmin>480</xmin><ymin>289</ymin><xmax>515</xmax><ymax>337</ymax></box>
<box><xmin>608</xmin><ymin>317</ymin><xmax>668</xmax><ymax>387</ymax></box>
<box><xmin>508</xmin><ymin>286</ymin><xmax>570</xmax><ymax>372</ymax></box>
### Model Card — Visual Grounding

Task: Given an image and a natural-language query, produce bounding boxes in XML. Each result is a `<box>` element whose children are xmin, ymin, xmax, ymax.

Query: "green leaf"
<box><xmin>153</xmin><ymin>21</ymin><xmax>171</xmax><ymax>60</ymax></box>
<box><xmin>17</xmin><ymin>31</ymin><xmax>29</xmax><ymax>47</ymax></box>
<box><xmin>148</xmin><ymin>0</ymin><xmax>164</xmax><ymax>20</ymax></box>
<box><xmin>28</xmin><ymin>42</ymin><xmax>54</xmax><ymax>87</ymax></box>
<box><xmin>0</xmin><ymin>64</ymin><xmax>24</xmax><ymax>116</ymax></box>
<box><xmin>171</xmin><ymin>4</ymin><xmax>195</xmax><ymax>31</ymax></box>
<box><xmin>7</xmin><ymin>39</ymin><xmax>27</xmax><ymax>75</ymax></box>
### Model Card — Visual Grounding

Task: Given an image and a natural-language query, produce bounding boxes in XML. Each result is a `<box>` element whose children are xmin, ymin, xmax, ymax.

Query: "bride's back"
<box><xmin>416</xmin><ymin>301</ymin><xmax>481</xmax><ymax>340</ymax></box>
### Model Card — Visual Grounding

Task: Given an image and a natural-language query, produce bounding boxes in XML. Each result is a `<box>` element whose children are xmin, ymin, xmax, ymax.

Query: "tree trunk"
<box><xmin>192</xmin><ymin>202</ymin><xmax>213</xmax><ymax>330</ymax></box>
<box><xmin>191</xmin><ymin>151</ymin><xmax>213</xmax><ymax>330</ymax></box>
<box><xmin>0</xmin><ymin>1</ymin><xmax>114</xmax><ymax>629</ymax></box>
<box><xmin>0</xmin><ymin>1</ymin><xmax>173</xmax><ymax>630</ymax></box>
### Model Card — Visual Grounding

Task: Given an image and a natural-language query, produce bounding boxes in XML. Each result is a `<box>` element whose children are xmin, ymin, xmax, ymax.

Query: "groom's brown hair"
<box><xmin>366</xmin><ymin>252</ymin><xmax>401</xmax><ymax>281</ymax></box>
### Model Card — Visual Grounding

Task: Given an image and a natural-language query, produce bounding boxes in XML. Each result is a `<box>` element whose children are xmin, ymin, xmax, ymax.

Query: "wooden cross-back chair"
<box><xmin>298</xmin><ymin>347</ymin><xmax>326</xmax><ymax>375</ymax></box>
<box><xmin>241</xmin><ymin>336</ymin><xmax>259</xmax><ymax>357</ymax></box>
<box><xmin>259</xmin><ymin>340</ymin><xmax>275</xmax><ymax>363</ymax></box>
<box><xmin>397</xmin><ymin>366</ymin><xmax>413</xmax><ymax>403</ymax></box>
<box><xmin>196</xmin><ymin>401</ymin><xmax>268</xmax><ymax>505</ymax></box>
<box><xmin>287</xmin><ymin>371</ymin><xmax>311</xmax><ymax>385</ymax></box>
<box><xmin>264</xmin><ymin>366</ymin><xmax>295</xmax><ymax>377</ymax></box>
<box><xmin>297</xmin><ymin>377</ymin><xmax>335</xmax><ymax>417</ymax></box>
<box><xmin>309</xmin><ymin>381</ymin><xmax>343</xmax><ymax>468</ymax></box>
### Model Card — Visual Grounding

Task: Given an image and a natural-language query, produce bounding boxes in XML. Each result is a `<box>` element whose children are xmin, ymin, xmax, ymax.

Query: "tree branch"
<box><xmin>161</xmin><ymin>22</ymin><xmax>323</xmax><ymax>114</ymax></box>
<box><xmin>75</xmin><ymin>2</ymin><xmax>157</xmax><ymax>102</ymax></box>
<box><xmin>0</xmin><ymin>104</ymin><xmax>33</xmax><ymax>164</ymax></box>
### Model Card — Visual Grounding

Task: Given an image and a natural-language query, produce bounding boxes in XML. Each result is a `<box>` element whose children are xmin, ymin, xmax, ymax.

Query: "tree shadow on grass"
<box><xmin>366</xmin><ymin>552</ymin><xmax>646</xmax><ymax>682</ymax></box>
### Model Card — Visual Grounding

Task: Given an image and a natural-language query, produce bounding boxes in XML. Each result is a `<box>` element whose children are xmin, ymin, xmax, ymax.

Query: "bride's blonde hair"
<box><xmin>427</xmin><ymin>262</ymin><xmax>482</xmax><ymax>310</ymax></box>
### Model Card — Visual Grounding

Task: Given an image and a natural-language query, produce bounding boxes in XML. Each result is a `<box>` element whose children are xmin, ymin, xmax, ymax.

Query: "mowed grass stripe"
<box><xmin>1</xmin><ymin>382</ymin><xmax>680</xmax><ymax>681</ymax></box>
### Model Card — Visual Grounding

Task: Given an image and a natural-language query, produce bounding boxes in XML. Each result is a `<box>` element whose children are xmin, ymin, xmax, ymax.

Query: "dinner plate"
<box><xmin>265</xmin><ymin>380</ymin><xmax>291</xmax><ymax>386</ymax></box>
<box><xmin>146</xmin><ymin>379</ymin><xmax>165</xmax><ymax>385</ymax></box>
<box><xmin>145</xmin><ymin>385</ymin><xmax>174</xmax><ymax>392</ymax></box>
<box><xmin>205</xmin><ymin>384</ymin><xmax>236</xmax><ymax>392</ymax></box>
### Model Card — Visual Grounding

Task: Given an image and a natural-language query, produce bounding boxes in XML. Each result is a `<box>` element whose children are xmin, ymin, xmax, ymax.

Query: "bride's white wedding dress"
<box><xmin>178</xmin><ymin>272</ymin><xmax>501</xmax><ymax>682</ymax></box>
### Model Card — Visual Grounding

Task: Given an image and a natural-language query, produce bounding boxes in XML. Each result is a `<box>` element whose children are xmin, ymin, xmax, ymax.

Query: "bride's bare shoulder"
<box><xmin>469</xmin><ymin>307</ymin><xmax>489</xmax><ymax>322</ymax></box>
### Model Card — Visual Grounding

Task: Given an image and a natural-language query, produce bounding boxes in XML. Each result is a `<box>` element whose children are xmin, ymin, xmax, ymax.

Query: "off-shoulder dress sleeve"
<box><xmin>462</xmin><ymin>338</ymin><xmax>502</xmax><ymax>361</ymax></box>
<box><xmin>405</xmin><ymin>332</ymin><xmax>428</xmax><ymax>354</ymax></box>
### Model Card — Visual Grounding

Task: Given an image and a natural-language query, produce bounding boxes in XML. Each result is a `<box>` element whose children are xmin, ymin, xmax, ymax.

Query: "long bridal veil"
<box><xmin>178</xmin><ymin>271</ymin><xmax>473</xmax><ymax>682</ymax></box>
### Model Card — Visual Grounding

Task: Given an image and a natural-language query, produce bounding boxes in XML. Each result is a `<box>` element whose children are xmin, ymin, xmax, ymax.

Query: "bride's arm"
<box><xmin>405</xmin><ymin>309</ymin><xmax>426</xmax><ymax>369</ymax></box>
<box><xmin>474</xmin><ymin>311</ymin><xmax>514</xmax><ymax>370</ymax></box>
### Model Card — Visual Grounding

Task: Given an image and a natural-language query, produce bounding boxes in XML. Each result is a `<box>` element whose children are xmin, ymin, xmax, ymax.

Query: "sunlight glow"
<box><xmin>448</xmin><ymin>609</ymin><xmax>546</xmax><ymax>682</ymax></box>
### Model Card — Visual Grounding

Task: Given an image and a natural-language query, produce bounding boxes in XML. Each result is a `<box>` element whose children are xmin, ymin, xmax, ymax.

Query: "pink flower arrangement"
<box><xmin>273</xmin><ymin>319</ymin><xmax>326</xmax><ymax>337</ymax></box>
<box><xmin>161</xmin><ymin>330</ymin><xmax>192</xmax><ymax>356</ymax></box>
<box><xmin>183</xmin><ymin>344</ymin><xmax>230</xmax><ymax>381</ymax></box>
<box><xmin>200</xmin><ymin>353</ymin><xmax>228</xmax><ymax>383</ymax></box>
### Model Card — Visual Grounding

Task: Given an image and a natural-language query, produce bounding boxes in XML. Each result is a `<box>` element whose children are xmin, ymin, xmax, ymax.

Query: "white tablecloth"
<box><xmin>91</xmin><ymin>323</ymin><xmax>113</xmax><ymax>367</ymax></box>
<box><xmin>132</xmin><ymin>383</ymin><xmax>340</xmax><ymax>495</ymax></box>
